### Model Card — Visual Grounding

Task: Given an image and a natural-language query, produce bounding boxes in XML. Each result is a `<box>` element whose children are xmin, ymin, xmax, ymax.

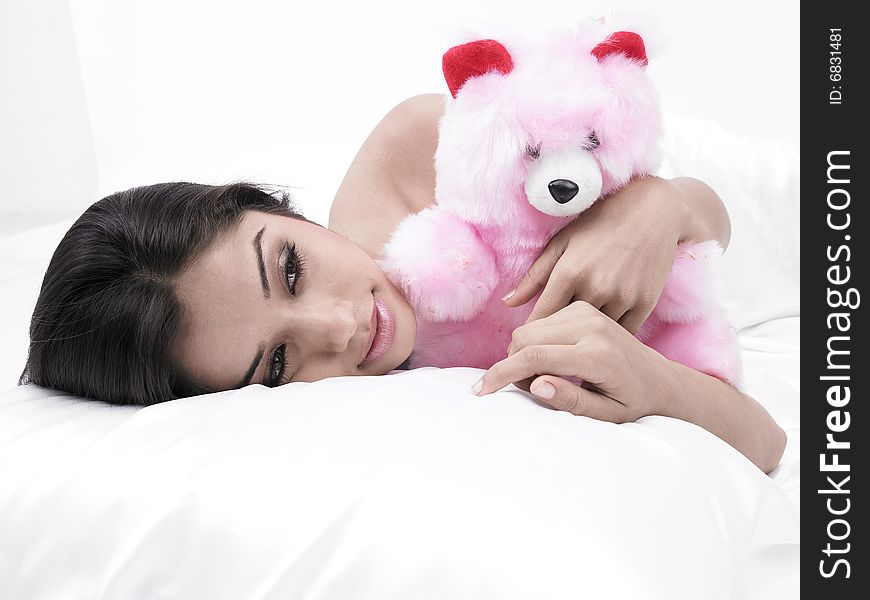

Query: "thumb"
<box><xmin>530</xmin><ymin>376</ymin><xmax>627</xmax><ymax>423</ymax></box>
<box><xmin>502</xmin><ymin>237</ymin><xmax>565</xmax><ymax>307</ymax></box>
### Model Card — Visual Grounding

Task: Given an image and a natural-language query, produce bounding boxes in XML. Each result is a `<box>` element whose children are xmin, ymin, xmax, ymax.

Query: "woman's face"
<box><xmin>173</xmin><ymin>210</ymin><xmax>416</xmax><ymax>390</ymax></box>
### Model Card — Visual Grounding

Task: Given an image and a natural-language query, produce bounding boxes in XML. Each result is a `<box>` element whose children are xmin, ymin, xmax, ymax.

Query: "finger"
<box><xmin>508</xmin><ymin>321</ymin><xmax>584</xmax><ymax>356</ymax></box>
<box><xmin>509</xmin><ymin>308</ymin><xmax>611</xmax><ymax>376</ymax></box>
<box><xmin>580</xmin><ymin>279</ymin><xmax>615</xmax><ymax>312</ymax></box>
<box><xmin>509</xmin><ymin>300</ymin><xmax>604</xmax><ymax>355</ymax></box>
<box><xmin>524</xmin><ymin>281</ymin><xmax>576</xmax><ymax>324</ymax></box>
<box><xmin>512</xmin><ymin>376</ymin><xmax>534</xmax><ymax>393</ymax></box>
<box><xmin>599</xmin><ymin>301</ymin><xmax>631</xmax><ymax>325</ymax></box>
<box><xmin>529</xmin><ymin>375</ymin><xmax>629</xmax><ymax>423</ymax></box>
<box><xmin>474</xmin><ymin>344</ymin><xmax>607</xmax><ymax>396</ymax></box>
<box><xmin>618</xmin><ymin>305</ymin><xmax>653</xmax><ymax>335</ymax></box>
<box><xmin>502</xmin><ymin>236</ymin><xmax>567</xmax><ymax>307</ymax></box>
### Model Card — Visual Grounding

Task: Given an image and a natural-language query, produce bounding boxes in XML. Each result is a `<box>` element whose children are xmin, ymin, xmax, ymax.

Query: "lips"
<box><xmin>360</xmin><ymin>293</ymin><xmax>394</xmax><ymax>366</ymax></box>
<box><xmin>359</xmin><ymin>300</ymin><xmax>378</xmax><ymax>365</ymax></box>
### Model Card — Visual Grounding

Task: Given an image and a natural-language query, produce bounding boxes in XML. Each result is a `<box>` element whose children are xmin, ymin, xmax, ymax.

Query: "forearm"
<box><xmin>608</xmin><ymin>176</ymin><xmax>731</xmax><ymax>248</ymax></box>
<box><xmin>658</xmin><ymin>360</ymin><xmax>786</xmax><ymax>474</ymax></box>
<box><xmin>669</xmin><ymin>177</ymin><xmax>731</xmax><ymax>248</ymax></box>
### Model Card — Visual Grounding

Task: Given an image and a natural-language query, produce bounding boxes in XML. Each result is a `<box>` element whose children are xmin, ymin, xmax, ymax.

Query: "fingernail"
<box><xmin>470</xmin><ymin>378</ymin><xmax>483</xmax><ymax>395</ymax></box>
<box><xmin>531</xmin><ymin>380</ymin><xmax>555</xmax><ymax>400</ymax></box>
<box><xmin>500</xmin><ymin>289</ymin><xmax>516</xmax><ymax>303</ymax></box>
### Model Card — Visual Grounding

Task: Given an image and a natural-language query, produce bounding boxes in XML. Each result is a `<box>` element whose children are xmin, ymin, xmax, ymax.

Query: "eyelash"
<box><xmin>587</xmin><ymin>130</ymin><xmax>600</xmax><ymax>149</ymax></box>
<box><xmin>267</xmin><ymin>242</ymin><xmax>305</xmax><ymax>387</ymax></box>
<box><xmin>526</xmin><ymin>131</ymin><xmax>599</xmax><ymax>159</ymax></box>
<box><xmin>282</xmin><ymin>242</ymin><xmax>305</xmax><ymax>295</ymax></box>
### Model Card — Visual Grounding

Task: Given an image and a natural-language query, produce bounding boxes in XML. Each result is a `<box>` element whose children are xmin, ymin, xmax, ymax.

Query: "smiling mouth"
<box><xmin>360</xmin><ymin>293</ymin><xmax>394</xmax><ymax>367</ymax></box>
<box><xmin>360</xmin><ymin>297</ymin><xmax>378</xmax><ymax>366</ymax></box>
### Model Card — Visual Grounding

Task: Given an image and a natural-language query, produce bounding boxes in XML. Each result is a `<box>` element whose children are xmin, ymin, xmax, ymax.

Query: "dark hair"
<box><xmin>19</xmin><ymin>182</ymin><xmax>309</xmax><ymax>406</ymax></box>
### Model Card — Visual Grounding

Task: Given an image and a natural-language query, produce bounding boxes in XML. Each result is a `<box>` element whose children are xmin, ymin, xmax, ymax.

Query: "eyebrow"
<box><xmin>253</xmin><ymin>226</ymin><xmax>270</xmax><ymax>298</ymax></box>
<box><xmin>240</xmin><ymin>343</ymin><xmax>265</xmax><ymax>388</ymax></box>
<box><xmin>240</xmin><ymin>225</ymin><xmax>269</xmax><ymax>388</ymax></box>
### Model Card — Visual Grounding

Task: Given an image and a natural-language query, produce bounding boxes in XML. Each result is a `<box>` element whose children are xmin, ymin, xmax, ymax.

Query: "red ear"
<box><xmin>591</xmin><ymin>31</ymin><xmax>648</xmax><ymax>67</ymax></box>
<box><xmin>442</xmin><ymin>39</ymin><xmax>514</xmax><ymax>98</ymax></box>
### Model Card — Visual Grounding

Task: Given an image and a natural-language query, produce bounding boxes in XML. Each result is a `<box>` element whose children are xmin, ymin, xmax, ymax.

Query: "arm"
<box><xmin>330</xmin><ymin>94</ymin><xmax>443</xmax><ymax>224</ymax></box>
<box><xmin>504</xmin><ymin>175</ymin><xmax>732</xmax><ymax>332</ymax></box>
<box><xmin>328</xmin><ymin>94</ymin><xmax>445</xmax><ymax>258</ymax></box>
<box><xmin>475</xmin><ymin>301</ymin><xmax>787</xmax><ymax>474</ymax></box>
<box><xmin>661</xmin><ymin>359</ymin><xmax>787</xmax><ymax>474</ymax></box>
<box><xmin>669</xmin><ymin>176</ymin><xmax>731</xmax><ymax>248</ymax></box>
<box><xmin>585</xmin><ymin>175</ymin><xmax>731</xmax><ymax>247</ymax></box>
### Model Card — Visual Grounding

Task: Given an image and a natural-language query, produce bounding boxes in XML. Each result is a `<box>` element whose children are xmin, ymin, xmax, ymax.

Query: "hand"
<box><xmin>471</xmin><ymin>302</ymin><xmax>786</xmax><ymax>473</ymax></box>
<box><xmin>472</xmin><ymin>301</ymin><xmax>674</xmax><ymax>423</ymax></box>
<box><xmin>503</xmin><ymin>176</ymin><xmax>690</xmax><ymax>333</ymax></box>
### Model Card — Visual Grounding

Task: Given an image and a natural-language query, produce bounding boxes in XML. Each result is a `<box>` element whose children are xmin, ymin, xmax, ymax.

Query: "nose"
<box><xmin>291</xmin><ymin>298</ymin><xmax>359</xmax><ymax>354</ymax></box>
<box><xmin>548</xmin><ymin>179</ymin><xmax>579</xmax><ymax>204</ymax></box>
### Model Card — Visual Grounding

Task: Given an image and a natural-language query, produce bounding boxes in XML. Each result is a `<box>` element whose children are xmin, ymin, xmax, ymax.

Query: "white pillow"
<box><xmin>1</xmin><ymin>367</ymin><xmax>797</xmax><ymax>599</ymax></box>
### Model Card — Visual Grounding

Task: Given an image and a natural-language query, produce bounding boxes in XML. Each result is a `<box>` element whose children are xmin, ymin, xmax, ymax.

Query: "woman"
<box><xmin>21</xmin><ymin>94</ymin><xmax>785</xmax><ymax>473</ymax></box>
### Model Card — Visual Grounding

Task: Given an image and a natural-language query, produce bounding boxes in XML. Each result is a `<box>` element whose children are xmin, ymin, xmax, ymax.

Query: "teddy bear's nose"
<box><xmin>548</xmin><ymin>179</ymin><xmax>579</xmax><ymax>204</ymax></box>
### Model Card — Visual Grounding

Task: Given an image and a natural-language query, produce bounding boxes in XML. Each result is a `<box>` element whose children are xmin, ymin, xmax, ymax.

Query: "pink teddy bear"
<box><xmin>379</xmin><ymin>25</ymin><xmax>742</xmax><ymax>385</ymax></box>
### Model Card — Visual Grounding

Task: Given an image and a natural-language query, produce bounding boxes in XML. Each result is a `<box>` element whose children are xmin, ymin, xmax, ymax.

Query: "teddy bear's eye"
<box><xmin>588</xmin><ymin>131</ymin><xmax>600</xmax><ymax>150</ymax></box>
<box><xmin>526</xmin><ymin>143</ymin><xmax>542</xmax><ymax>160</ymax></box>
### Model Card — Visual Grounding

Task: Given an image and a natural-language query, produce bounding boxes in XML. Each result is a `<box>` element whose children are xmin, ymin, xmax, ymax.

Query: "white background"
<box><xmin>2</xmin><ymin>0</ymin><xmax>799</xmax><ymax>230</ymax></box>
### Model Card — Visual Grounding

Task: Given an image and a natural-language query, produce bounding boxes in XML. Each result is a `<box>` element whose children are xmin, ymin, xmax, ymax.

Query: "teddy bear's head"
<box><xmin>434</xmin><ymin>28</ymin><xmax>663</xmax><ymax>228</ymax></box>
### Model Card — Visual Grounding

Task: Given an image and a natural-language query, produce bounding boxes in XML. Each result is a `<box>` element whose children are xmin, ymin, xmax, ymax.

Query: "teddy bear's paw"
<box><xmin>378</xmin><ymin>208</ymin><xmax>499</xmax><ymax>322</ymax></box>
<box><xmin>644</xmin><ymin>314</ymin><xmax>743</xmax><ymax>387</ymax></box>
<box><xmin>654</xmin><ymin>240</ymin><xmax>725</xmax><ymax>323</ymax></box>
<box><xmin>408</xmin><ymin>250</ymin><xmax>500</xmax><ymax>322</ymax></box>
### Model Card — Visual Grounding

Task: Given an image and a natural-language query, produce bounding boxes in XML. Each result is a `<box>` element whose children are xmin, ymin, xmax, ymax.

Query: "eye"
<box><xmin>267</xmin><ymin>344</ymin><xmax>290</xmax><ymax>386</ymax></box>
<box><xmin>587</xmin><ymin>131</ymin><xmax>600</xmax><ymax>150</ymax></box>
<box><xmin>265</xmin><ymin>242</ymin><xmax>305</xmax><ymax>387</ymax></box>
<box><xmin>526</xmin><ymin>143</ymin><xmax>541</xmax><ymax>160</ymax></box>
<box><xmin>281</xmin><ymin>242</ymin><xmax>305</xmax><ymax>295</ymax></box>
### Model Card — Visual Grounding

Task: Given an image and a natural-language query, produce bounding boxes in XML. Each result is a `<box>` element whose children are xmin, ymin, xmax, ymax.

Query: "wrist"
<box><xmin>664</xmin><ymin>178</ymin><xmax>693</xmax><ymax>243</ymax></box>
<box><xmin>651</xmin><ymin>353</ymin><xmax>692</xmax><ymax>419</ymax></box>
<box><xmin>668</xmin><ymin>177</ymin><xmax>731</xmax><ymax>246</ymax></box>
<box><xmin>627</xmin><ymin>176</ymin><xmax>690</xmax><ymax>245</ymax></box>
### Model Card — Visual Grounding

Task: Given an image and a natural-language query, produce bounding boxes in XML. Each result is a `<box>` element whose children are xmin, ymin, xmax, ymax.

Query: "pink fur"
<box><xmin>379</xmin><ymin>23</ymin><xmax>742</xmax><ymax>386</ymax></box>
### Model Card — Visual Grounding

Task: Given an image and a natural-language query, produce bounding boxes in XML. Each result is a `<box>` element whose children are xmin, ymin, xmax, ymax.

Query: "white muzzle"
<box><xmin>524</xmin><ymin>148</ymin><xmax>603</xmax><ymax>217</ymax></box>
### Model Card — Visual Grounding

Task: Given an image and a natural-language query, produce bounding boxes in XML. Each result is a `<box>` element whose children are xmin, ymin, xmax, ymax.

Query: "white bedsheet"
<box><xmin>1</xmin><ymin>316</ymin><xmax>799</xmax><ymax>599</ymax></box>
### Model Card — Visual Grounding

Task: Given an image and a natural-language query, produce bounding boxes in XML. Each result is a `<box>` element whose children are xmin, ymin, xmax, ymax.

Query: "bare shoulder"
<box><xmin>329</xmin><ymin>94</ymin><xmax>445</xmax><ymax>258</ymax></box>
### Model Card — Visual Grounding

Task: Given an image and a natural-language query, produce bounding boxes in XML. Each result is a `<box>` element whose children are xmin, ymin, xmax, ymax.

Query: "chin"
<box><xmin>393</xmin><ymin>355</ymin><xmax>413</xmax><ymax>371</ymax></box>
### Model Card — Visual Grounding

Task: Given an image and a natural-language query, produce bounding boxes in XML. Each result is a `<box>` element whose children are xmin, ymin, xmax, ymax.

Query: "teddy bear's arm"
<box><xmin>378</xmin><ymin>208</ymin><xmax>499</xmax><ymax>322</ymax></box>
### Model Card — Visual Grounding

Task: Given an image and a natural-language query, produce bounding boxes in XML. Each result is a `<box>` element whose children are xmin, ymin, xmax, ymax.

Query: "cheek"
<box><xmin>293</xmin><ymin>358</ymin><xmax>347</xmax><ymax>383</ymax></box>
<box><xmin>339</xmin><ymin>244</ymin><xmax>382</xmax><ymax>282</ymax></box>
